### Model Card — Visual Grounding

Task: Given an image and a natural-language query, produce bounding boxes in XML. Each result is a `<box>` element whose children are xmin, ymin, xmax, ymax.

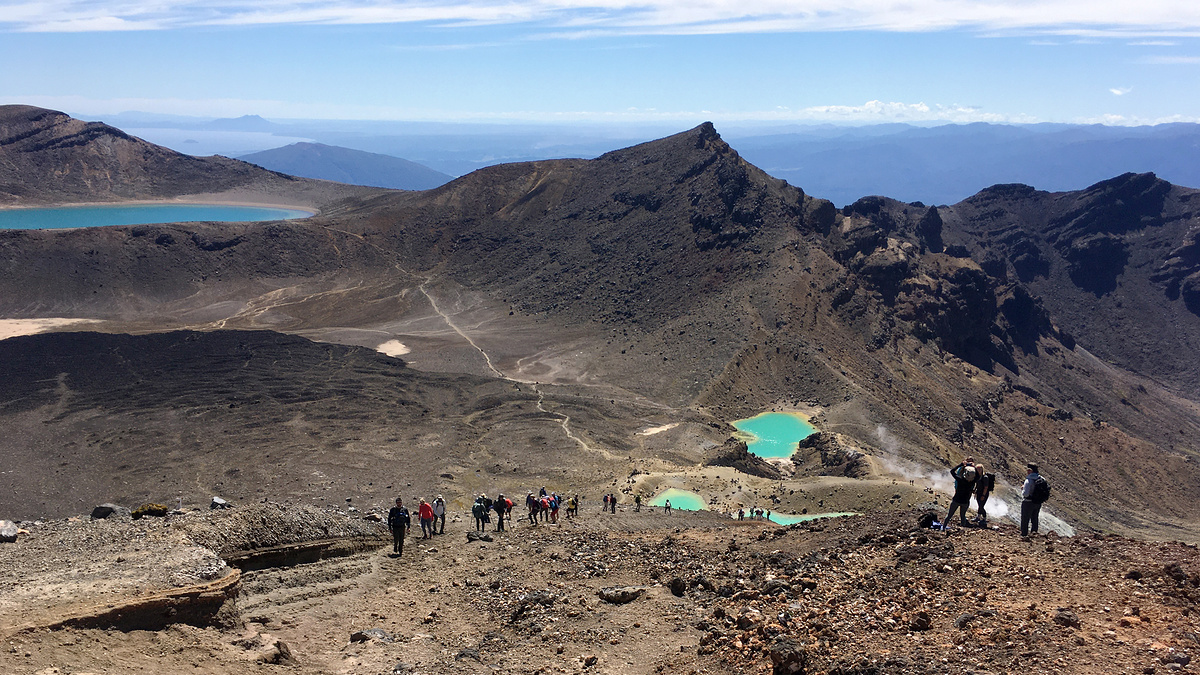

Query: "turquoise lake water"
<box><xmin>768</xmin><ymin>511</ymin><xmax>858</xmax><ymax>525</ymax></box>
<box><xmin>731</xmin><ymin>412</ymin><xmax>817</xmax><ymax>459</ymax></box>
<box><xmin>0</xmin><ymin>204</ymin><xmax>313</xmax><ymax>230</ymax></box>
<box><xmin>650</xmin><ymin>488</ymin><xmax>707</xmax><ymax>511</ymax></box>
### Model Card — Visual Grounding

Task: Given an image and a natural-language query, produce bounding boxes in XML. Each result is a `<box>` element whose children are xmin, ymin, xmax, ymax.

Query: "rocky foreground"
<box><xmin>0</xmin><ymin>503</ymin><xmax>1197</xmax><ymax>675</ymax></box>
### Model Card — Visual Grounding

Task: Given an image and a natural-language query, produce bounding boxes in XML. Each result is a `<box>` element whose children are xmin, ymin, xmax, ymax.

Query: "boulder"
<box><xmin>258</xmin><ymin>640</ymin><xmax>296</xmax><ymax>665</ymax></box>
<box><xmin>768</xmin><ymin>635</ymin><xmax>808</xmax><ymax>675</ymax></box>
<box><xmin>598</xmin><ymin>586</ymin><xmax>644</xmax><ymax>604</ymax></box>
<box><xmin>466</xmin><ymin>531</ymin><xmax>493</xmax><ymax>543</ymax></box>
<box><xmin>1053</xmin><ymin>609</ymin><xmax>1082</xmax><ymax>629</ymax></box>
<box><xmin>211</xmin><ymin>496</ymin><xmax>231</xmax><ymax>509</ymax></box>
<box><xmin>0</xmin><ymin>520</ymin><xmax>17</xmax><ymax>543</ymax></box>
<box><xmin>91</xmin><ymin>503</ymin><xmax>131</xmax><ymax>520</ymax></box>
<box><xmin>350</xmin><ymin>628</ymin><xmax>395</xmax><ymax>643</ymax></box>
<box><xmin>668</xmin><ymin>577</ymin><xmax>687</xmax><ymax>597</ymax></box>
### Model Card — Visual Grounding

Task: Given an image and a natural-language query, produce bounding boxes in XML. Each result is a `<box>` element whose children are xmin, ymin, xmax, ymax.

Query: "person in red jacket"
<box><xmin>418</xmin><ymin>499</ymin><xmax>435</xmax><ymax>539</ymax></box>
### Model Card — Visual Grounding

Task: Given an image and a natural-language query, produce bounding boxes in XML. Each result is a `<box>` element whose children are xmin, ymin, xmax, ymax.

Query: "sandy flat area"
<box><xmin>0</xmin><ymin>318</ymin><xmax>100</xmax><ymax>340</ymax></box>
<box><xmin>376</xmin><ymin>339</ymin><xmax>411</xmax><ymax>356</ymax></box>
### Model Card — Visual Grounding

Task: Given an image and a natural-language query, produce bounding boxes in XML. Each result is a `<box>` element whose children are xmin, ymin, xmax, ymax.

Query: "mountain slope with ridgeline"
<box><xmin>0</xmin><ymin>105</ymin><xmax>382</xmax><ymax>208</ymax></box>
<box><xmin>0</xmin><ymin>105</ymin><xmax>1197</xmax><ymax>675</ymax></box>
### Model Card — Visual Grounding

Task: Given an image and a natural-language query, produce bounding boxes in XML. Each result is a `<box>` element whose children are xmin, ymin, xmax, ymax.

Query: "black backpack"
<box><xmin>1032</xmin><ymin>476</ymin><xmax>1051</xmax><ymax>504</ymax></box>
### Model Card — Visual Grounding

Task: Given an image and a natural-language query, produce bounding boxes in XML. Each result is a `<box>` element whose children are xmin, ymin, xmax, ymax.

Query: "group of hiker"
<box><xmin>385</xmin><ymin>495</ymin><xmax>449</xmax><ymax>557</ymax></box>
<box><xmin>943</xmin><ymin>456</ymin><xmax>1050</xmax><ymax>537</ymax></box>
<box><xmin>386</xmin><ymin>488</ymin><xmax>589</xmax><ymax>557</ymax></box>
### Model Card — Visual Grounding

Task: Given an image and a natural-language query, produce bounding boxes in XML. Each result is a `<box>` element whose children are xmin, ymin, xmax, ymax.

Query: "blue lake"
<box><xmin>732</xmin><ymin>412</ymin><xmax>816</xmax><ymax>459</ymax></box>
<box><xmin>0</xmin><ymin>204</ymin><xmax>313</xmax><ymax>230</ymax></box>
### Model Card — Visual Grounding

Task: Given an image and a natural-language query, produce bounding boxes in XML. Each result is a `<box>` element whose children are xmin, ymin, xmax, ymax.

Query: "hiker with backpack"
<box><xmin>945</xmin><ymin>459</ymin><xmax>978</xmax><ymax>528</ymax></box>
<box><xmin>527</xmin><ymin>492</ymin><xmax>539</xmax><ymax>525</ymax></box>
<box><xmin>387</xmin><ymin>497</ymin><xmax>411</xmax><ymax>557</ymax></box>
<box><xmin>1021</xmin><ymin>462</ymin><xmax>1050</xmax><ymax>537</ymax></box>
<box><xmin>432</xmin><ymin>495</ymin><xmax>446</xmax><ymax>535</ymax></box>
<box><xmin>973</xmin><ymin>465</ymin><xmax>996</xmax><ymax>526</ymax></box>
<box><xmin>493</xmin><ymin>493</ymin><xmax>508</xmax><ymax>532</ymax></box>
<box><xmin>473</xmin><ymin>496</ymin><xmax>488</xmax><ymax>532</ymax></box>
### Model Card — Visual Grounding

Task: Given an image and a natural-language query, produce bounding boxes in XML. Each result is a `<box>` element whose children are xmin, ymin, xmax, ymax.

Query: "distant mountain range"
<box><xmin>239</xmin><ymin>142</ymin><xmax>452</xmax><ymax>191</ymax></box>
<box><xmin>726</xmin><ymin>122</ymin><xmax>1200</xmax><ymax>207</ymax></box>
<box><xmin>75</xmin><ymin>111</ymin><xmax>1200</xmax><ymax>206</ymax></box>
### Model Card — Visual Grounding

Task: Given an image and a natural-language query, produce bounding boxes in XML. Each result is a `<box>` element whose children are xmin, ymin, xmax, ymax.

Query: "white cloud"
<box><xmin>1109</xmin><ymin>87</ymin><xmax>1131</xmax><ymax>95</ymax></box>
<box><xmin>1140</xmin><ymin>55</ymin><xmax>1200</xmax><ymax>64</ymax></box>
<box><xmin>14</xmin><ymin>93</ymin><xmax>1044</xmax><ymax>124</ymax></box>
<box><xmin>1073</xmin><ymin>112</ymin><xmax>1200</xmax><ymax>125</ymax></box>
<box><xmin>6</xmin><ymin>1</ymin><xmax>1200</xmax><ymax>36</ymax></box>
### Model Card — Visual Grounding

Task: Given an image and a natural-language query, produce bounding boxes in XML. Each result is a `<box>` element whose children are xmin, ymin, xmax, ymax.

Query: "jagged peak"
<box><xmin>1080</xmin><ymin>171</ymin><xmax>1167</xmax><ymax>196</ymax></box>
<box><xmin>594</xmin><ymin>122</ymin><xmax>730</xmax><ymax>164</ymax></box>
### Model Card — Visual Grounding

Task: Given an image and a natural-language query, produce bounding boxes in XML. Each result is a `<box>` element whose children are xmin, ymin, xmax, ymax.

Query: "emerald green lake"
<box><xmin>768</xmin><ymin>511</ymin><xmax>858</xmax><ymax>525</ymax></box>
<box><xmin>650</xmin><ymin>488</ymin><xmax>707</xmax><ymax>511</ymax></box>
<box><xmin>0</xmin><ymin>204</ymin><xmax>313</xmax><ymax>230</ymax></box>
<box><xmin>732</xmin><ymin>412</ymin><xmax>816</xmax><ymax>459</ymax></box>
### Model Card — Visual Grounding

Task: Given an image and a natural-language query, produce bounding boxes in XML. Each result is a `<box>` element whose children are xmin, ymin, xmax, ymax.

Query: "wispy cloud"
<box><xmin>1140</xmin><ymin>54</ymin><xmax>1200</xmax><ymax>64</ymax></box>
<box><xmin>6</xmin><ymin>1</ymin><xmax>1200</xmax><ymax>36</ymax></box>
<box><xmin>17</xmin><ymin>93</ymin><xmax>1045</xmax><ymax>124</ymax></box>
<box><xmin>1110</xmin><ymin>87</ymin><xmax>1132</xmax><ymax>95</ymax></box>
<box><xmin>1129</xmin><ymin>39</ymin><xmax>1178</xmax><ymax>46</ymax></box>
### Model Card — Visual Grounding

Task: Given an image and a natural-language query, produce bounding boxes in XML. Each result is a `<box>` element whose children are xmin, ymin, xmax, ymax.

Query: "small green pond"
<box><xmin>768</xmin><ymin>511</ymin><xmax>858</xmax><ymax>525</ymax></box>
<box><xmin>732</xmin><ymin>412</ymin><xmax>816</xmax><ymax>459</ymax></box>
<box><xmin>649</xmin><ymin>488</ymin><xmax>707</xmax><ymax>511</ymax></box>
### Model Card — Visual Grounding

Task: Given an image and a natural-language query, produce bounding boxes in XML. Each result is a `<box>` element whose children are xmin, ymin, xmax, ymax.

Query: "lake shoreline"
<box><xmin>0</xmin><ymin>197</ymin><xmax>317</xmax><ymax>217</ymax></box>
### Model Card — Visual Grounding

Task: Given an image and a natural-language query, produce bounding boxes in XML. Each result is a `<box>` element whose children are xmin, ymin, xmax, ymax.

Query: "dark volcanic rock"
<box><xmin>91</xmin><ymin>503</ymin><xmax>130</xmax><ymax>520</ymax></box>
<box><xmin>0</xmin><ymin>520</ymin><xmax>17</xmax><ymax>543</ymax></box>
<box><xmin>598</xmin><ymin>586</ymin><xmax>644</xmax><ymax>604</ymax></box>
<box><xmin>705</xmin><ymin>438</ymin><xmax>782</xmax><ymax>479</ymax></box>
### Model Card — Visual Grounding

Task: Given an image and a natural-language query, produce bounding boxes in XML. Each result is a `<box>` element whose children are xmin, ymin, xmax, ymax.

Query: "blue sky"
<box><xmin>2</xmin><ymin>1</ymin><xmax>1198</xmax><ymax>125</ymax></box>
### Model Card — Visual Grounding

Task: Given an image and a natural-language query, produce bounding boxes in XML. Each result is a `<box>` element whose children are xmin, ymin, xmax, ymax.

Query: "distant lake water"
<box><xmin>732</xmin><ymin>412</ymin><xmax>816</xmax><ymax>459</ymax></box>
<box><xmin>650</xmin><ymin>488</ymin><xmax>707</xmax><ymax>511</ymax></box>
<box><xmin>0</xmin><ymin>204</ymin><xmax>313</xmax><ymax>230</ymax></box>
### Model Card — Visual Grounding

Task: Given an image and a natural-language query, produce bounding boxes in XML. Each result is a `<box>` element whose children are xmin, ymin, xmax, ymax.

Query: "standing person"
<box><xmin>974</xmin><ymin>465</ymin><xmax>995</xmax><ymax>525</ymax></box>
<box><xmin>634</xmin><ymin>494</ymin><xmax>642</xmax><ymax>512</ymax></box>
<box><xmin>1021</xmin><ymin>463</ymin><xmax>1049</xmax><ymax>537</ymax></box>
<box><xmin>527</xmin><ymin>492</ymin><xmax>539</xmax><ymax>525</ymax></box>
<box><xmin>472</xmin><ymin>496</ymin><xmax>487</xmax><ymax>531</ymax></box>
<box><xmin>602</xmin><ymin>494</ymin><xmax>610</xmax><ymax>512</ymax></box>
<box><xmin>418</xmin><ymin>498</ymin><xmax>435</xmax><ymax>539</ymax></box>
<box><xmin>737</xmin><ymin>508</ymin><xmax>744</xmax><ymax>521</ymax></box>
<box><xmin>567</xmin><ymin>495</ymin><xmax>578</xmax><ymax>518</ymax></box>
<box><xmin>609</xmin><ymin>493</ymin><xmax>617</xmax><ymax>513</ymax></box>
<box><xmin>481</xmin><ymin>494</ymin><xmax>493</xmax><ymax>529</ymax></box>
<box><xmin>945</xmin><ymin>459</ymin><xmax>978</xmax><ymax>529</ymax></box>
<box><xmin>664</xmin><ymin>499</ymin><xmax>672</xmax><ymax>515</ymax></box>
<box><xmin>387</xmin><ymin>498</ymin><xmax>411</xmax><ymax>557</ymax></box>
<box><xmin>550</xmin><ymin>495</ymin><xmax>560</xmax><ymax>523</ymax></box>
<box><xmin>494</xmin><ymin>493</ymin><xmax>507</xmax><ymax>532</ymax></box>
<box><xmin>432</xmin><ymin>495</ymin><xmax>446</xmax><ymax>535</ymax></box>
